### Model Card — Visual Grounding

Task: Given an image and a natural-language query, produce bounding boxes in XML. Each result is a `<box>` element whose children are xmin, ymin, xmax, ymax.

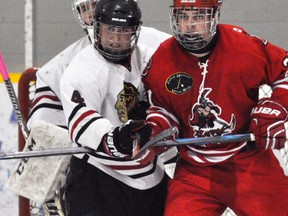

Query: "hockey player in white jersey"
<box><xmin>25</xmin><ymin>0</ymin><xmax>174</xmax><ymax>215</ymax></box>
<box><xmin>27</xmin><ymin>0</ymin><xmax>97</xmax><ymax>129</ymax></box>
<box><xmin>59</xmin><ymin>0</ymin><xmax>177</xmax><ymax>215</ymax></box>
<box><xmin>28</xmin><ymin>0</ymin><xmax>171</xmax><ymax>128</ymax></box>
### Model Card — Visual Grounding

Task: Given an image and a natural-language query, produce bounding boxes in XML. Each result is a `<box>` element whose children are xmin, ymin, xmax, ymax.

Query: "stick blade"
<box><xmin>133</xmin><ymin>127</ymin><xmax>177</xmax><ymax>159</ymax></box>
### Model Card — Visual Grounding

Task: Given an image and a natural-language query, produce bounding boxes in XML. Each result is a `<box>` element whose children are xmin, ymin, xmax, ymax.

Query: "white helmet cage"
<box><xmin>95</xmin><ymin>23</ymin><xmax>141</xmax><ymax>62</ymax></box>
<box><xmin>170</xmin><ymin>5</ymin><xmax>221</xmax><ymax>52</ymax></box>
<box><xmin>72</xmin><ymin>0</ymin><xmax>97</xmax><ymax>41</ymax></box>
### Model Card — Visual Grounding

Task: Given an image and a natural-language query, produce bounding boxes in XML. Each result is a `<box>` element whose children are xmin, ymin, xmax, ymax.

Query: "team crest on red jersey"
<box><xmin>189</xmin><ymin>88</ymin><xmax>236</xmax><ymax>137</ymax></box>
<box><xmin>165</xmin><ymin>72</ymin><xmax>193</xmax><ymax>95</ymax></box>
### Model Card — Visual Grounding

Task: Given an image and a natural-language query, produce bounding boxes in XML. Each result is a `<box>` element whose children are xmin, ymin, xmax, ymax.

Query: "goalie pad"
<box><xmin>6</xmin><ymin>120</ymin><xmax>73</xmax><ymax>203</ymax></box>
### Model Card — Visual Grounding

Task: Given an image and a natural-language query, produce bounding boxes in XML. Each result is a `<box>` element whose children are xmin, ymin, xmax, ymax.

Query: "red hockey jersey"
<box><xmin>142</xmin><ymin>24</ymin><xmax>288</xmax><ymax>165</ymax></box>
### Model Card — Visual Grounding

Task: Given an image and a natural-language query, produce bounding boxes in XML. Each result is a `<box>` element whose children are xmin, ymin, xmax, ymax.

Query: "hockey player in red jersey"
<box><xmin>142</xmin><ymin>0</ymin><xmax>288</xmax><ymax>215</ymax></box>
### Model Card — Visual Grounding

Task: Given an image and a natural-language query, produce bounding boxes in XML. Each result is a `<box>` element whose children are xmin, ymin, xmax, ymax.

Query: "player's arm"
<box><xmin>27</xmin><ymin>71</ymin><xmax>65</xmax><ymax>130</ymax></box>
<box><xmin>60</xmin><ymin>69</ymin><xmax>150</xmax><ymax>159</ymax></box>
<box><xmin>249</xmin><ymin>46</ymin><xmax>288</xmax><ymax>149</ymax></box>
<box><xmin>60</xmin><ymin>72</ymin><xmax>112</xmax><ymax>150</ymax></box>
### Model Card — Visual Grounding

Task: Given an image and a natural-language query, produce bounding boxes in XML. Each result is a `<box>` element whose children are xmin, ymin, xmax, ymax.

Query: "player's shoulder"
<box><xmin>46</xmin><ymin>35</ymin><xmax>90</xmax><ymax>65</ymax></box>
<box><xmin>218</xmin><ymin>24</ymin><xmax>276</xmax><ymax>50</ymax></box>
<box><xmin>217</xmin><ymin>24</ymin><xmax>252</xmax><ymax>41</ymax></box>
<box><xmin>36</xmin><ymin>35</ymin><xmax>90</xmax><ymax>78</ymax></box>
<box><xmin>151</xmin><ymin>36</ymin><xmax>177</xmax><ymax>57</ymax></box>
<box><xmin>138</xmin><ymin>26</ymin><xmax>172</xmax><ymax>49</ymax></box>
<box><xmin>140</xmin><ymin>26</ymin><xmax>171</xmax><ymax>39</ymax></box>
<box><xmin>63</xmin><ymin>45</ymin><xmax>109</xmax><ymax>83</ymax></box>
<box><xmin>135</xmin><ymin>43</ymin><xmax>156</xmax><ymax>61</ymax></box>
<box><xmin>70</xmin><ymin>44</ymin><xmax>101</xmax><ymax>64</ymax></box>
<box><xmin>218</xmin><ymin>24</ymin><xmax>266</xmax><ymax>44</ymax></box>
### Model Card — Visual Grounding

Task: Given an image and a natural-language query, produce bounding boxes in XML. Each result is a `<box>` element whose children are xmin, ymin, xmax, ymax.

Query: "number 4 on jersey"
<box><xmin>71</xmin><ymin>90</ymin><xmax>86</xmax><ymax>105</ymax></box>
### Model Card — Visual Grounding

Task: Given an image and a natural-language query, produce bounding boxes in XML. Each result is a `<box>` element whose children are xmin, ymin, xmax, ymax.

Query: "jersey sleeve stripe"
<box><xmin>28</xmin><ymin>104</ymin><xmax>63</xmax><ymax>119</ymax></box>
<box><xmin>35</xmin><ymin>86</ymin><xmax>54</xmax><ymax>94</ymax></box>
<box><xmin>74</xmin><ymin>116</ymin><xmax>103</xmax><ymax>146</ymax></box>
<box><xmin>31</xmin><ymin>95</ymin><xmax>60</xmax><ymax>107</ymax></box>
<box><xmin>68</xmin><ymin>103</ymin><xmax>86</xmax><ymax>127</ymax></box>
<box><xmin>128</xmin><ymin>157</ymin><xmax>158</xmax><ymax>179</ymax></box>
<box><xmin>70</xmin><ymin>109</ymin><xmax>97</xmax><ymax>140</ymax></box>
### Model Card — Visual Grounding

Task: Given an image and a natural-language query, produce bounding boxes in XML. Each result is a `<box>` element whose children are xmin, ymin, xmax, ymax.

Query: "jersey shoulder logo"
<box><xmin>165</xmin><ymin>72</ymin><xmax>193</xmax><ymax>95</ymax></box>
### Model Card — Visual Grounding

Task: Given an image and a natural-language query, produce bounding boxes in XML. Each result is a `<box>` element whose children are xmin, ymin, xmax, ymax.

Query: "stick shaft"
<box><xmin>0</xmin><ymin>133</ymin><xmax>255</xmax><ymax>160</ymax></box>
<box><xmin>0</xmin><ymin>147</ymin><xmax>91</xmax><ymax>160</ymax></box>
<box><xmin>4</xmin><ymin>79</ymin><xmax>29</xmax><ymax>139</ymax></box>
<box><xmin>0</xmin><ymin>52</ymin><xmax>29</xmax><ymax>139</ymax></box>
<box><xmin>154</xmin><ymin>133</ymin><xmax>255</xmax><ymax>147</ymax></box>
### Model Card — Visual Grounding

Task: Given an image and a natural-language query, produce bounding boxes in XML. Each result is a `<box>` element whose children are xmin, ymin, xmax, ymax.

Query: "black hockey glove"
<box><xmin>101</xmin><ymin>120</ymin><xmax>152</xmax><ymax>158</ymax></box>
<box><xmin>128</xmin><ymin>100</ymin><xmax>150</xmax><ymax>120</ymax></box>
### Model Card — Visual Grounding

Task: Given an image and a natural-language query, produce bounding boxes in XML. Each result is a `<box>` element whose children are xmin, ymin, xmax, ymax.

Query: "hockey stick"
<box><xmin>0</xmin><ymin>146</ymin><xmax>92</xmax><ymax>160</ymax></box>
<box><xmin>0</xmin><ymin>52</ymin><xmax>29</xmax><ymax>140</ymax></box>
<box><xmin>0</xmin><ymin>129</ymin><xmax>255</xmax><ymax>160</ymax></box>
<box><xmin>0</xmin><ymin>127</ymin><xmax>177</xmax><ymax>160</ymax></box>
<box><xmin>133</xmin><ymin>131</ymin><xmax>255</xmax><ymax>159</ymax></box>
<box><xmin>154</xmin><ymin>133</ymin><xmax>255</xmax><ymax>147</ymax></box>
<box><xmin>0</xmin><ymin>52</ymin><xmax>64</xmax><ymax>216</ymax></box>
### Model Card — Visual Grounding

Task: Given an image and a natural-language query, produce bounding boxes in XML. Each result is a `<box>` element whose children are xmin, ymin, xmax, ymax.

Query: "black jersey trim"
<box><xmin>35</xmin><ymin>86</ymin><xmax>53</xmax><ymax>94</ymax></box>
<box><xmin>75</xmin><ymin>116</ymin><xmax>103</xmax><ymax>145</ymax></box>
<box><xmin>28</xmin><ymin>104</ymin><xmax>63</xmax><ymax>119</ymax></box>
<box><xmin>129</xmin><ymin>156</ymin><xmax>158</xmax><ymax>179</ymax></box>
<box><xmin>68</xmin><ymin>103</ymin><xmax>86</xmax><ymax>127</ymax></box>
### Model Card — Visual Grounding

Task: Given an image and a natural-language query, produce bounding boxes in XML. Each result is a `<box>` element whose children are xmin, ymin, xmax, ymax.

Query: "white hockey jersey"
<box><xmin>138</xmin><ymin>26</ymin><xmax>171</xmax><ymax>48</ymax></box>
<box><xmin>27</xmin><ymin>35</ymin><xmax>91</xmax><ymax>128</ymax></box>
<box><xmin>27</xmin><ymin>28</ymin><xmax>176</xmax><ymax>189</ymax></box>
<box><xmin>60</xmin><ymin>44</ymin><xmax>177</xmax><ymax>189</ymax></box>
<box><xmin>27</xmin><ymin>27</ymin><xmax>171</xmax><ymax>128</ymax></box>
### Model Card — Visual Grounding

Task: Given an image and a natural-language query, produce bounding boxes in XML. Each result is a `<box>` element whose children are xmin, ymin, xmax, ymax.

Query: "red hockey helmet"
<box><xmin>173</xmin><ymin>0</ymin><xmax>223</xmax><ymax>8</ymax></box>
<box><xmin>170</xmin><ymin>0</ymin><xmax>222</xmax><ymax>52</ymax></box>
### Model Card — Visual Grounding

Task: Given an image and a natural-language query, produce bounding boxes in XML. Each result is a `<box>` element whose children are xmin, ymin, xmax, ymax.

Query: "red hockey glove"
<box><xmin>146</xmin><ymin>122</ymin><xmax>178</xmax><ymax>155</ymax></box>
<box><xmin>249</xmin><ymin>99</ymin><xmax>288</xmax><ymax>149</ymax></box>
<box><xmin>101</xmin><ymin>120</ymin><xmax>152</xmax><ymax>158</ymax></box>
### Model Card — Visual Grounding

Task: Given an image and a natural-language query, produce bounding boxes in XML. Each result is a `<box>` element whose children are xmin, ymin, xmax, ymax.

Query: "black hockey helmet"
<box><xmin>95</xmin><ymin>0</ymin><xmax>142</xmax><ymax>26</ymax></box>
<box><xmin>94</xmin><ymin>0</ymin><xmax>142</xmax><ymax>62</ymax></box>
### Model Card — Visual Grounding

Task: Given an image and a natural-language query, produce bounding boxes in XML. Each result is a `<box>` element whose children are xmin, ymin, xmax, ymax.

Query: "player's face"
<box><xmin>100</xmin><ymin>24</ymin><xmax>133</xmax><ymax>55</ymax></box>
<box><xmin>177</xmin><ymin>9</ymin><xmax>211</xmax><ymax>42</ymax></box>
<box><xmin>79</xmin><ymin>1</ymin><xmax>96</xmax><ymax>26</ymax></box>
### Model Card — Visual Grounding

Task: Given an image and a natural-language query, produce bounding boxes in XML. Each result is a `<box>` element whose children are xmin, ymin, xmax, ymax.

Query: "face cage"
<box><xmin>170</xmin><ymin>7</ymin><xmax>220</xmax><ymax>52</ymax></box>
<box><xmin>94</xmin><ymin>22</ymin><xmax>141</xmax><ymax>62</ymax></box>
<box><xmin>72</xmin><ymin>0</ymin><xmax>97</xmax><ymax>30</ymax></box>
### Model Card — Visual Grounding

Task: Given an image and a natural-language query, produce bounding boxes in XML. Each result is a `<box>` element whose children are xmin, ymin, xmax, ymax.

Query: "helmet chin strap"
<box><xmin>188</xmin><ymin>29</ymin><xmax>219</xmax><ymax>57</ymax></box>
<box><xmin>87</xmin><ymin>27</ymin><xmax>95</xmax><ymax>44</ymax></box>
